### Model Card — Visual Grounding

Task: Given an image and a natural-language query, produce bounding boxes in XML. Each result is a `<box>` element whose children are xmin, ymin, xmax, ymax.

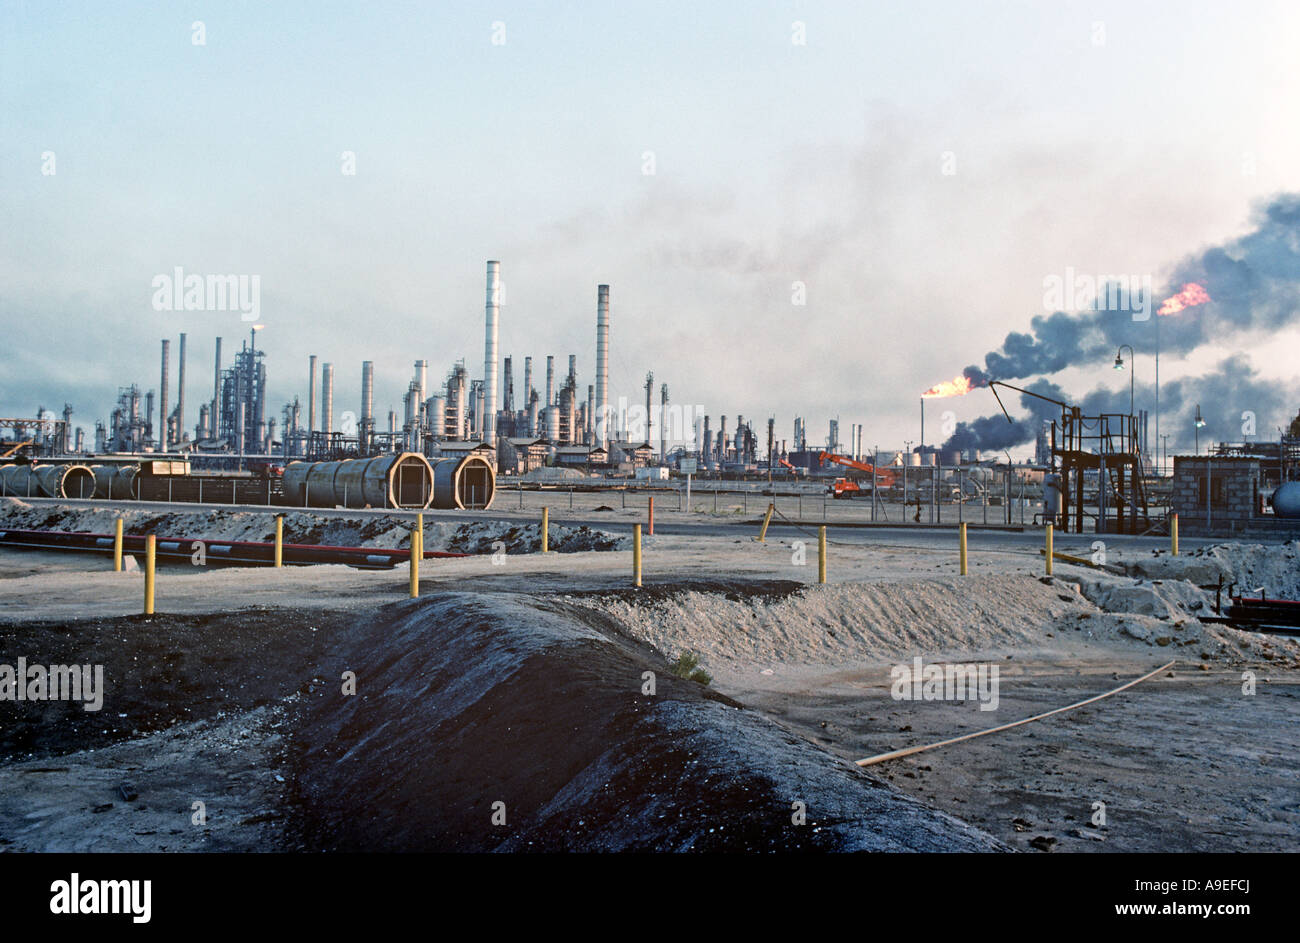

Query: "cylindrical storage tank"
<box><xmin>527</xmin><ymin>399</ymin><xmax>540</xmax><ymax>437</ymax></box>
<box><xmin>429</xmin><ymin>396</ymin><xmax>446</xmax><ymax>441</ymax></box>
<box><xmin>941</xmin><ymin>449</ymin><xmax>961</xmax><ymax>466</ymax></box>
<box><xmin>1043</xmin><ymin>473</ymin><xmax>1062</xmax><ymax>518</ymax></box>
<box><xmin>545</xmin><ymin>405</ymin><xmax>561</xmax><ymax>443</ymax></box>
<box><xmin>1271</xmin><ymin>482</ymin><xmax>1300</xmax><ymax>519</ymax></box>
<box><xmin>431</xmin><ymin>455</ymin><xmax>496</xmax><ymax>510</ymax></box>
<box><xmin>907</xmin><ymin>452</ymin><xmax>921</xmax><ymax>467</ymax></box>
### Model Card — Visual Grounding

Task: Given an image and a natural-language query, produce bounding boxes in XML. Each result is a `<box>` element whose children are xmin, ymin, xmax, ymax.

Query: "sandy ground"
<box><xmin>2</xmin><ymin>500</ymin><xmax>1297</xmax><ymax>852</ymax></box>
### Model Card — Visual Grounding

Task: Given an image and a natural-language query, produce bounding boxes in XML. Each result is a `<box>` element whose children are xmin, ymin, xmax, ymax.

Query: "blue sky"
<box><xmin>3</xmin><ymin>0</ymin><xmax>1299</xmax><ymax>454</ymax></box>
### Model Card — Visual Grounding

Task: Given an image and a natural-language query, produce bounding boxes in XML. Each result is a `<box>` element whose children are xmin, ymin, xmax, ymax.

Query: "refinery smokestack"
<box><xmin>586</xmin><ymin>384</ymin><xmax>595</xmax><ymax>445</ymax></box>
<box><xmin>177</xmin><ymin>333</ymin><xmax>187</xmax><ymax>446</ymax></box>
<box><xmin>308</xmin><ymin>355</ymin><xmax>317</xmax><ymax>436</ymax></box>
<box><xmin>524</xmin><ymin>356</ymin><xmax>533</xmax><ymax>406</ymax></box>
<box><xmin>159</xmin><ymin>339</ymin><xmax>170</xmax><ymax>450</ymax></box>
<box><xmin>361</xmin><ymin>360</ymin><xmax>374</xmax><ymax>450</ymax></box>
<box><xmin>213</xmin><ymin>337</ymin><xmax>222</xmax><ymax>442</ymax></box>
<box><xmin>484</xmin><ymin>260</ymin><xmax>501</xmax><ymax>441</ymax></box>
<box><xmin>322</xmin><ymin>363</ymin><xmax>334</xmax><ymax>436</ymax></box>
<box><xmin>545</xmin><ymin>355</ymin><xmax>555</xmax><ymax>409</ymax></box>
<box><xmin>596</xmin><ymin>284</ymin><xmax>610</xmax><ymax>449</ymax></box>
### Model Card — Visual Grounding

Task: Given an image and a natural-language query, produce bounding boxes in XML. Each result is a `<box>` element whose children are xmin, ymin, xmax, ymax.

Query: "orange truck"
<box><xmin>818</xmin><ymin>452</ymin><xmax>897</xmax><ymax>498</ymax></box>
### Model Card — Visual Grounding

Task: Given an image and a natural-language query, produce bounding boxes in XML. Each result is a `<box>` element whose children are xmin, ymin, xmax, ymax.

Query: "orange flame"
<box><xmin>922</xmin><ymin>374</ymin><xmax>976</xmax><ymax>398</ymax></box>
<box><xmin>1157</xmin><ymin>282</ymin><xmax>1211</xmax><ymax>316</ymax></box>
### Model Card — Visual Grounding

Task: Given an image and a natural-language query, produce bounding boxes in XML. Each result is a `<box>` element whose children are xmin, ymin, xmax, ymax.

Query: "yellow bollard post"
<box><xmin>959</xmin><ymin>522</ymin><xmax>968</xmax><ymax>576</ymax></box>
<box><xmin>541</xmin><ymin>506</ymin><xmax>549</xmax><ymax>553</ymax></box>
<box><xmin>113</xmin><ymin>518</ymin><xmax>123</xmax><ymax>572</ymax></box>
<box><xmin>633</xmin><ymin>523</ymin><xmax>642</xmax><ymax>587</ymax></box>
<box><xmin>648</xmin><ymin>496</ymin><xmax>654</xmax><ymax>536</ymax></box>
<box><xmin>409</xmin><ymin>523</ymin><xmax>420</xmax><ymax>598</ymax></box>
<box><xmin>144</xmin><ymin>534</ymin><xmax>156</xmax><ymax>615</ymax></box>
<box><xmin>1171</xmin><ymin>513</ymin><xmax>1179</xmax><ymax>556</ymax></box>
<box><xmin>757</xmin><ymin>502</ymin><xmax>774</xmax><ymax>542</ymax></box>
<box><xmin>1045</xmin><ymin>523</ymin><xmax>1053</xmax><ymax>576</ymax></box>
<box><xmin>274</xmin><ymin>514</ymin><xmax>284</xmax><ymax>568</ymax></box>
<box><xmin>818</xmin><ymin>525</ymin><xmax>827</xmax><ymax>584</ymax></box>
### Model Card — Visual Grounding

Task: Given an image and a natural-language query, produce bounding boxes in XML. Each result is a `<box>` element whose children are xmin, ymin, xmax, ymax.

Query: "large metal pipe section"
<box><xmin>0</xmin><ymin>464</ymin><xmax>30</xmax><ymax>495</ymax></box>
<box><xmin>484</xmin><ymin>260</ymin><xmax>500</xmax><ymax>441</ymax></box>
<box><xmin>308</xmin><ymin>354</ymin><xmax>317</xmax><ymax>436</ymax></box>
<box><xmin>431</xmin><ymin>454</ymin><xmax>496</xmax><ymax>510</ymax></box>
<box><xmin>159</xmin><ymin>339</ymin><xmax>170</xmax><ymax>449</ymax></box>
<box><xmin>0</xmin><ymin>464</ymin><xmax>97</xmax><ymax>499</ymax></box>
<box><xmin>596</xmin><ymin>284</ymin><xmax>609</xmax><ymax>449</ymax></box>
<box><xmin>91</xmin><ymin>464</ymin><xmax>138</xmax><ymax>499</ymax></box>
<box><xmin>283</xmin><ymin>452</ymin><xmax>435</xmax><ymax>509</ymax></box>
<box><xmin>322</xmin><ymin>362</ymin><xmax>334</xmax><ymax>436</ymax></box>
<box><xmin>177</xmin><ymin>332</ymin><xmax>187</xmax><ymax>447</ymax></box>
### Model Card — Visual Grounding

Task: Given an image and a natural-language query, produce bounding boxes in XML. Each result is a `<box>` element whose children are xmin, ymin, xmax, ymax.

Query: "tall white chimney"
<box><xmin>596</xmin><ymin>284</ymin><xmax>610</xmax><ymax>449</ymax></box>
<box><xmin>484</xmin><ymin>260</ymin><xmax>501</xmax><ymax>441</ymax></box>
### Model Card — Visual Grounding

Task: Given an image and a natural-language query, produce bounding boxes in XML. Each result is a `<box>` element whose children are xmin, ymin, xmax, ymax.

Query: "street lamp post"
<box><xmin>1113</xmin><ymin>345</ymin><xmax>1136</xmax><ymax>419</ymax></box>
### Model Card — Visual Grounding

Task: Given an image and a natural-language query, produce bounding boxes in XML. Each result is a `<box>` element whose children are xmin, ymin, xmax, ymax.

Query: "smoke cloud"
<box><xmin>942</xmin><ymin>193</ymin><xmax>1300</xmax><ymax>452</ymax></box>
<box><xmin>944</xmin><ymin>355</ymin><xmax>1290</xmax><ymax>454</ymax></box>
<box><xmin>958</xmin><ymin>193</ymin><xmax>1300</xmax><ymax>388</ymax></box>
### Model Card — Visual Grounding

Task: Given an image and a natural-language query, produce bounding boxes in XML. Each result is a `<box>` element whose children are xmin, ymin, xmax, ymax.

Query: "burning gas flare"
<box><xmin>1157</xmin><ymin>282</ymin><xmax>1211</xmax><ymax>316</ymax></box>
<box><xmin>922</xmin><ymin>374</ymin><xmax>977</xmax><ymax>398</ymax></box>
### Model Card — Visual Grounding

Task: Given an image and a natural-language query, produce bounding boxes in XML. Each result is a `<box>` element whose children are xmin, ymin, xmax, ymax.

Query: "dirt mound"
<box><xmin>445</xmin><ymin>520</ymin><xmax>628</xmax><ymax>554</ymax></box>
<box><xmin>570</xmin><ymin>574</ymin><xmax>1300</xmax><ymax>672</ymax></box>
<box><xmin>1126</xmin><ymin>540</ymin><xmax>1300</xmax><ymax>597</ymax></box>
<box><xmin>288</xmin><ymin>593</ymin><xmax>1000</xmax><ymax>851</ymax></box>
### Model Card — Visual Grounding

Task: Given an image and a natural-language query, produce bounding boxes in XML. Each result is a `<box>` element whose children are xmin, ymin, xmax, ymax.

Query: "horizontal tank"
<box><xmin>92</xmin><ymin>464</ymin><xmax>138</xmax><ymax>499</ymax></box>
<box><xmin>431</xmin><ymin>454</ymin><xmax>496</xmax><ymax>510</ymax></box>
<box><xmin>283</xmin><ymin>452</ymin><xmax>435</xmax><ymax>509</ymax></box>
<box><xmin>0</xmin><ymin>463</ymin><xmax>96</xmax><ymax>499</ymax></box>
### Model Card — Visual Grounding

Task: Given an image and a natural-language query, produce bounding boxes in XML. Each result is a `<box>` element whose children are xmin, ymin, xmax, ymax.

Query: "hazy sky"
<box><xmin>4</xmin><ymin>0</ymin><xmax>1299</xmax><ymax>456</ymax></box>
